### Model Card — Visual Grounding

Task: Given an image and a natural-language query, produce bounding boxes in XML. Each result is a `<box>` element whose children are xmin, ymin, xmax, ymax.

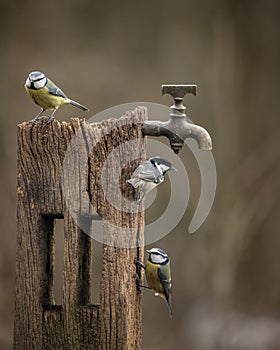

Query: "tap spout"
<box><xmin>142</xmin><ymin>119</ymin><xmax>212</xmax><ymax>154</ymax></box>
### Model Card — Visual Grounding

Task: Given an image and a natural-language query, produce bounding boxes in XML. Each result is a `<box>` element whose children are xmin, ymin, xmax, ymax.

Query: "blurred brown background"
<box><xmin>1</xmin><ymin>0</ymin><xmax>280</xmax><ymax>349</ymax></box>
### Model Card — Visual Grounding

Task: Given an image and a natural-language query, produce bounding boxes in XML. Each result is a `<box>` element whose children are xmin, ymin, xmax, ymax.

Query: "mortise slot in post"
<box><xmin>53</xmin><ymin>218</ymin><xmax>64</xmax><ymax>306</ymax></box>
<box><xmin>78</xmin><ymin>229</ymin><xmax>92</xmax><ymax>306</ymax></box>
<box><xmin>91</xmin><ymin>240</ymin><xmax>103</xmax><ymax>305</ymax></box>
<box><xmin>40</xmin><ymin>215</ymin><xmax>64</xmax><ymax>309</ymax></box>
<box><xmin>41</xmin><ymin>215</ymin><xmax>94</xmax><ymax>308</ymax></box>
<box><xmin>40</xmin><ymin>214</ymin><xmax>55</xmax><ymax>308</ymax></box>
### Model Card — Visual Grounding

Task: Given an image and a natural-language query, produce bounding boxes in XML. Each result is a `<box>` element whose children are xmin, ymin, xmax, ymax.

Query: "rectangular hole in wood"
<box><xmin>53</xmin><ymin>218</ymin><xmax>64</xmax><ymax>306</ymax></box>
<box><xmin>78</xmin><ymin>229</ymin><xmax>92</xmax><ymax>306</ymax></box>
<box><xmin>91</xmin><ymin>240</ymin><xmax>103</xmax><ymax>305</ymax></box>
<box><xmin>77</xmin><ymin>214</ymin><xmax>101</xmax><ymax>308</ymax></box>
<box><xmin>41</xmin><ymin>215</ymin><xmax>64</xmax><ymax>309</ymax></box>
<box><xmin>42</xmin><ymin>214</ymin><xmax>101</xmax><ymax>309</ymax></box>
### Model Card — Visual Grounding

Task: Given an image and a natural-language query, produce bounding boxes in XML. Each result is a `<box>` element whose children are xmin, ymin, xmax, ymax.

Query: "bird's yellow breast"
<box><xmin>25</xmin><ymin>86</ymin><xmax>67</xmax><ymax>110</ymax></box>
<box><xmin>145</xmin><ymin>260</ymin><xmax>164</xmax><ymax>295</ymax></box>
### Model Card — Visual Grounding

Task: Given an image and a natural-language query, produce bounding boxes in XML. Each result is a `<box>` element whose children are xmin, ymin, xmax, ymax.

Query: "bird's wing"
<box><xmin>126</xmin><ymin>178</ymin><xmax>142</xmax><ymax>188</ymax></box>
<box><xmin>47</xmin><ymin>79</ymin><xmax>68</xmax><ymax>98</ymax></box>
<box><xmin>158</xmin><ymin>266</ymin><xmax>173</xmax><ymax>316</ymax></box>
<box><xmin>157</xmin><ymin>266</ymin><xmax>171</xmax><ymax>301</ymax></box>
<box><xmin>131</xmin><ymin>162</ymin><xmax>163</xmax><ymax>183</ymax></box>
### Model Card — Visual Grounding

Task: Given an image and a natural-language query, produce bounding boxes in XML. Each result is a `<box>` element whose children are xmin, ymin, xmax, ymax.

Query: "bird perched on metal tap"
<box><xmin>127</xmin><ymin>156</ymin><xmax>176</xmax><ymax>202</ymax></box>
<box><xmin>24</xmin><ymin>71</ymin><xmax>89</xmax><ymax>124</ymax></box>
<box><xmin>137</xmin><ymin>247</ymin><xmax>172</xmax><ymax>317</ymax></box>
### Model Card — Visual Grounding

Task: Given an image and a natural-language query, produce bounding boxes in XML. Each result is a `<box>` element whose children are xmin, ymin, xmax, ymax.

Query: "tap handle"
<box><xmin>162</xmin><ymin>84</ymin><xmax>197</xmax><ymax>99</ymax></box>
<box><xmin>162</xmin><ymin>84</ymin><xmax>197</xmax><ymax>116</ymax></box>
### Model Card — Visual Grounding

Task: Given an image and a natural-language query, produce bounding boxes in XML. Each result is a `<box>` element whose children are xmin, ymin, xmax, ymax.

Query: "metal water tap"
<box><xmin>142</xmin><ymin>84</ymin><xmax>212</xmax><ymax>154</ymax></box>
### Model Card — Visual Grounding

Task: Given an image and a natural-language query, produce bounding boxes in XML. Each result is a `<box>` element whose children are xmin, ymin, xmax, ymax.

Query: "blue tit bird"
<box><xmin>127</xmin><ymin>156</ymin><xmax>176</xmax><ymax>202</ymax></box>
<box><xmin>24</xmin><ymin>71</ymin><xmax>89</xmax><ymax>124</ymax></box>
<box><xmin>137</xmin><ymin>247</ymin><xmax>172</xmax><ymax>317</ymax></box>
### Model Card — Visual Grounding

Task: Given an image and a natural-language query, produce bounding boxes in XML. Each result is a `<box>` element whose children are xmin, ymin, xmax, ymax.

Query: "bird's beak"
<box><xmin>170</xmin><ymin>167</ymin><xmax>177</xmax><ymax>171</ymax></box>
<box><xmin>146</xmin><ymin>250</ymin><xmax>151</xmax><ymax>253</ymax></box>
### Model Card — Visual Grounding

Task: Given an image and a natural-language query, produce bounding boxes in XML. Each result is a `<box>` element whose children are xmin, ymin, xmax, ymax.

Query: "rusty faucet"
<box><xmin>142</xmin><ymin>84</ymin><xmax>212</xmax><ymax>154</ymax></box>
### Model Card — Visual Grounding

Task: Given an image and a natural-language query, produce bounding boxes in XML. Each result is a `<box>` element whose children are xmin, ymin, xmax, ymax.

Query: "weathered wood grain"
<box><xmin>14</xmin><ymin>107</ymin><xmax>147</xmax><ymax>349</ymax></box>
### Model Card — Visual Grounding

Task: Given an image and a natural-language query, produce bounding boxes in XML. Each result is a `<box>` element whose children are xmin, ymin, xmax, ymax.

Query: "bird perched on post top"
<box><xmin>127</xmin><ymin>156</ymin><xmax>176</xmax><ymax>202</ymax></box>
<box><xmin>24</xmin><ymin>71</ymin><xmax>89</xmax><ymax>124</ymax></box>
<box><xmin>137</xmin><ymin>247</ymin><xmax>172</xmax><ymax>317</ymax></box>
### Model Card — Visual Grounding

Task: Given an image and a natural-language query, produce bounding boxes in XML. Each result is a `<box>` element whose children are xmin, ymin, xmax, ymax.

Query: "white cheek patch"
<box><xmin>160</xmin><ymin>164</ymin><xmax>170</xmax><ymax>173</ymax></box>
<box><xmin>151</xmin><ymin>254</ymin><xmax>166</xmax><ymax>264</ymax></box>
<box><xmin>34</xmin><ymin>77</ymin><xmax>47</xmax><ymax>89</ymax></box>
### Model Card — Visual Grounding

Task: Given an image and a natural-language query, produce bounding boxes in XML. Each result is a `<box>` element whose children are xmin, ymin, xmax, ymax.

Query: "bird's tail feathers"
<box><xmin>69</xmin><ymin>99</ymin><xmax>89</xmax><ymax>111</ymax></box>
<box><xmin>167</xmin><ymin>298</ymin><xmax>173</xmax><ymax>318</ymax></box>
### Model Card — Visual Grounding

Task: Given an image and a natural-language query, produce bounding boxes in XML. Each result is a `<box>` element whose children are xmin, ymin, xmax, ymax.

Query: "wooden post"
<box><xmin>14</xmin><ymin>107</ymin><xmax>147</xmax><ymax>349</ymax></box>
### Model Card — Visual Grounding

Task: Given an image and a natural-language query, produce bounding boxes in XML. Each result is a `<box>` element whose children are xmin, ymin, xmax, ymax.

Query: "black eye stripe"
<box><xmin>32</xmin><ymin>77</ymin><xmax>44</xmax><ymax>82</ymax></box>
<box><xmin>152</xmin><ymin>252</ymin><xmax>167</xmax><ymax>257</ymax></box>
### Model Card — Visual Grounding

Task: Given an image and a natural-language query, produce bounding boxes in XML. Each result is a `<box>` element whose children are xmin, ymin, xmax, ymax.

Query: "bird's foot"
<box><xmin>135</xmin><ymin>260</ymin><xmax>146</xmax><ymax>292</ymax></box>
<box><xmin>27</xmin><ymin>116</ymin><xmax>43</xmax><ymax>124</ymax></box>
<box><xmin>135</xmin><ymin>260</ymin><xmax>145</xmax><ymax>269</ymax></box>
<box><xmin>136</xmin><ymin>192</ymin><xmax>144</xmax><ymax>204</ymax></box>
<box><xmin>135</xmin><ymin>274</ymin><xmax>150</xmax><ymax>292</ymax></box>
<box><xmin>137</xmin><ymin>281</ymin><xmax>151</xmax><ymax>291</ymax></box>
<box><xmin>45</xmin><ymin>116</ymin><xmax>55</xmax><ymax>125</ymax></box>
